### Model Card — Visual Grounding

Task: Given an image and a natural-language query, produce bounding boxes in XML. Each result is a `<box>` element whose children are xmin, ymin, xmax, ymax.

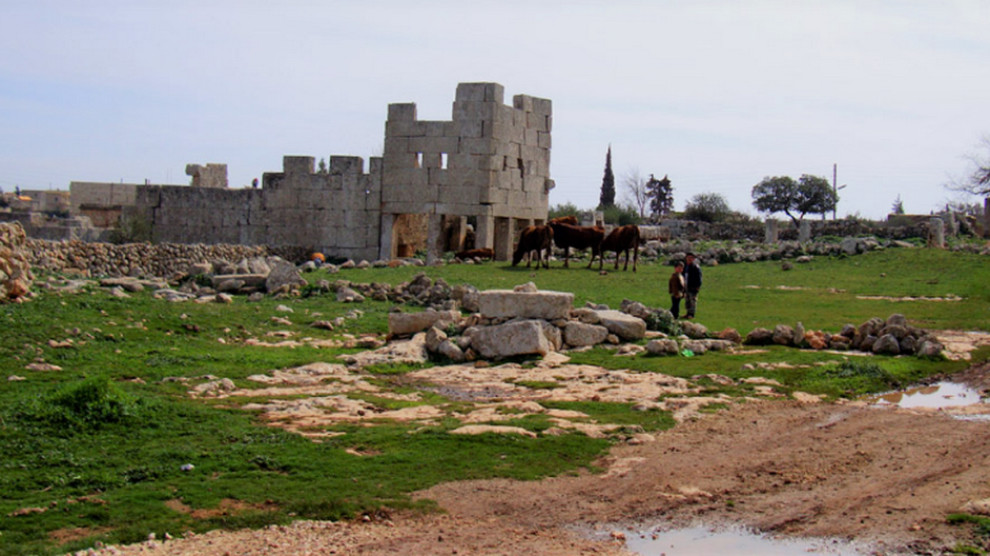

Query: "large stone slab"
<box><xmin>471</xmin><ymin>319</ymin><xmax>552</xmax><ymax>358</ymax></box>
<box><xmin>593</xmin><ymin>310</ymin><xmax>646</xmax><ymax>341</ymax></box>
<box><xmin>478</xmin><ymin>290</ymin><xmax>574</xmax><ymax>320</ymax></box>
<box><xmin>388</xmin><ymin>309</ymin><xmax>460</xmax><ymax>336</ymax></box>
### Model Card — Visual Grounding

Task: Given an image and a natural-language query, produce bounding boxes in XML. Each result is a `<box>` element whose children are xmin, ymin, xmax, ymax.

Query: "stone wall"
<box><xmin>23</xmin><ymin>239</ymin><xmax>305</xmax><ymax>278</ymax></box>
<box><xmin>1</xmin><ymin>222</ymin><xmax>33</xmax><ymax>301</ymax></box>
<box><xmin>62</xmin><ymin>83</ymin><xmax>552</xmax><ymax>264</ymax></box>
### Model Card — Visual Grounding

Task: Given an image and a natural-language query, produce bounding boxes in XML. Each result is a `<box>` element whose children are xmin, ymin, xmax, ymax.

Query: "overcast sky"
<box><xmin>2</xmin><ymin>1</ymin><xmax>988</xmax><ymax>219</ymax></box>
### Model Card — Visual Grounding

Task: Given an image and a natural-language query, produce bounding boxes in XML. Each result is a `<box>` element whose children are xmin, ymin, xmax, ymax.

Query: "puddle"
<box><xmin>618</xmin><ymin>524</ymin><xmax>865</xmax><ymax>555</ymax></box>
<box><xmin>865</xmin><ymin>381</ymin><xmax>986</xmax><ymax>409</ymax></box>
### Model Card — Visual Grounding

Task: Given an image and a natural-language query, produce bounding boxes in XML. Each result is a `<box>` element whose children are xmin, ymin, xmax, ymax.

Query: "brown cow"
<box><xmin>512</xmin><ymin>225</ymin><xmax>553</xmax><ymax>269</ymax></box>
<box><xmin>549</xmin><ymin>215</ymin><xmax>579</xmax><ymax>226</ymax></box>
<box><xmin>548</xmin><ymin>220</ymin><xmax>604</xmax><ymax>268</ymax></box>
<box><xmin>455</xmin><ymin>248</ymin><xmax>494</xmax><ymax>261</ymax></box>
<box><xmin>599</xmin><ymin>225</ymin><xmax>641</xmax><ymax>271</ymax></box>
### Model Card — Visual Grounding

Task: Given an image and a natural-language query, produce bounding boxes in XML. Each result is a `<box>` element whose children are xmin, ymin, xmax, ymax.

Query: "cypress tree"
<box><xmin>599</xmin><ymin>145</ymin><xmax>615</xmax><ymax>208</ymax></box>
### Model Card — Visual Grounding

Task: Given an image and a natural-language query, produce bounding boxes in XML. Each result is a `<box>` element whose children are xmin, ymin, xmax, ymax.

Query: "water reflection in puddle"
<box><xmin>865</xmin><ymin>381</ymin><xmax>986</xmax><ymax>409</ymax></box>
<box><xmin>620</xmin><ymin>524</ymin><xmax>865</xmax><ymax>555</ymax></box>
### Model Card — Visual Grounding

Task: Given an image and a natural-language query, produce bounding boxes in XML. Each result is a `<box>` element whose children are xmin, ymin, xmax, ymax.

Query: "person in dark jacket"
<box><xmin>683</xmin><ymin>252</ymin><xmax>702</xmax><ymax>319</ymax></box>
<box><xmin>668</xmin><ymin>261</ymin><xmax>686</xmax><ymax>319</ymax></box>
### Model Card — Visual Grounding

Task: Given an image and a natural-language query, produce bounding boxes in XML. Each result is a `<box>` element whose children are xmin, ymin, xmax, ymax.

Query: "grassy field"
<box><xmin>1</xmin><ymin>247</ymin><xmax>988</xmax><ymax>554</ymax></box>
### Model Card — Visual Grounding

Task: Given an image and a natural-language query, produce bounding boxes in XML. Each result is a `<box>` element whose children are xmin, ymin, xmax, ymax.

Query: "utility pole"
<box><xmin>832</xmin><ymin>163</ymin><xmax>838</xmax><ymax>221</ymax></box>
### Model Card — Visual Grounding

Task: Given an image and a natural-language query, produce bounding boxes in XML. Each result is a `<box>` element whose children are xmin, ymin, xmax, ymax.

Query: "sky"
<box><xmin>1</xmin><ymin>0</ymin><xmax>988</xmax><ymax>219</ymax></box>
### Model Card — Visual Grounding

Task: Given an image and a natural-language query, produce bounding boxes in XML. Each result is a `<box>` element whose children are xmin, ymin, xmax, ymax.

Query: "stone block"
<box><xmin>388</xmin><ymin>309</ymin><xmax>460</xmax><ymax>336</ymax></box>
<box><xmin>453</xmin><ymin>101</ymin><xmax>498</xmax><ymax>121</ymax></box>
<box><xmin>387</xmin><ymin>103</ymin><xmax>417</xmax><ymax>121</ymax></box>
<box><xmin>563</xmin><ymin>322</ymin><xmax>609</xmax><ymax>347</ymax></box>
<box><xmin>524</xmin><ymin>128</ymin><xmax>540</xmax><ymax>146</ymax></box>
<box><xmin>456</xmin><ymin>82</ymin><xmax>504</xmax><ymax>103</ymax></box>
<box><xmin>423</xmin><ymin>121</ymin><xmax>447</xmax><ymax>136</ymax></box>
<box><xmin>538</xmin><ymin>131</ymin><xmax>552</xmax><ymax>149</ymax></box>
<box><xmin>471</xmin><ymin>319</ymin><xmax>552</xmax><ymax>359</ymax></box>
<box><xmin>645</xmin><ymin>339</ymin><xmax>680</xmax><ymax>356</ymax></box>
<box><xmin>461</xmin><ymin>137</ymin><xmax>497</xmax><ymax>156</ymax></box>
<box><xmin>478</xmin><ymin>290</ymin><xmax>574</xmax><ymax>320</ymax></box>
<box><xmin>453</xmin><ymin>119</ymin><xmax>484</xmax><ymax>138</ymax></box>
<box><xmin>513</xmin><ymin>94</ymin><xmax>534</xmax><ymax>112</ymax></box>
<box><xmin>593</xmin><ymin>310</ymin><xmax>647</xmax><ymax>341</ymax></box>
<box><xmin>531</xmin><ymin>97</ymin><xmax>552</xmax><ymax>116</ymax></box>
<box><xmin>526</xmin><ymin>112</ymin><xmax>549</xmax><ymax>132</ymax></box>
<box><xmin>438</xmin><ymin>185</ymin><xmax>480</xmax><ymax>205</ymax></box>
<box><xmin>385</xmin><ymin>120</ymin><xmax>427</xmax><ymax>138</ymax></box>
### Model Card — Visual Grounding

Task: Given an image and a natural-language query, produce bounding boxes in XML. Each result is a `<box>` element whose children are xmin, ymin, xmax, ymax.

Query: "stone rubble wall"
<box><xmin>23</xmin><ymin>238</ymin><xmax>309</xmax><ymax>279</ymax></box>
<box><xmin>0</xmin><ymin>222</ymin><xmax>33</xmax><ymax>301</ymax></box>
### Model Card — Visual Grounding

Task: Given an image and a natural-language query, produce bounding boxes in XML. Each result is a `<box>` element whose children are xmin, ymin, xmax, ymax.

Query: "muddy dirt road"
<box><xmin>99</xmin><ymin>370</ymin><xmax>990</xmax><ymax>555</ymax></box>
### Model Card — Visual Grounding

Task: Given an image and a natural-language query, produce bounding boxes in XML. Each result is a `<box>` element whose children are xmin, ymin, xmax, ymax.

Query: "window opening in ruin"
<box><xmin>517</xmin><ymin>158</ymin><xmax>525</xmax><ymax>179</ymax></box>
<box><xmin>415</xmin><ymin>152</ymin><xmax>423</xmax><ymax>168</ymax></box>
<box><xmin>440</xmin><ymin>153</ymin><xmax>448</xmax><ymax>169</ymax></box>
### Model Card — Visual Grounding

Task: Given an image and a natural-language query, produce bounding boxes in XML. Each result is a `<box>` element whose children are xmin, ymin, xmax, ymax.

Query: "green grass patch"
<box><xmin>2</xmin><ymin>248</ymin><xmax>989</xmax><ymax>554</ymax></box>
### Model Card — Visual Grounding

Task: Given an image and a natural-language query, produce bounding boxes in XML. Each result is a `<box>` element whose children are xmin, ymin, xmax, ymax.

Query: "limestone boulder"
<box><xmin>212</xmin><ymin>273</ymin><xmax>267</xmax><ymax>290</ymax></box>
<box><xmin>872</xmin><ymin>333</ymin><xmax>900</xmax><ymax>355</ymax></box>
<box><xmin>745</xmin><ymin>327</ymin><xmax>774</xmax><ymax>345</ymax></box>
<box><xmin>437</xmin><ymin>339</ymin><xmax>466</xmax><ymax>362</ymax></box>
<box><xmin>593</xmin><ymin>310</ymin><xmax>647</xmax><ymax>341</ymax></box>
<box><xmin>265</xmin><ymin>263</ymin><xmax>307</xmax><ymax>294</ymax></box>
<box><xmin>619</xmin><ymin>299</ymin><xmax>651</xmax><ymax>320</ymax></box>
<box><xmin>563</xmin><ymin>322</ymin><xmax>609</xmax><ymax>347</ymax></box>
<box><xmin>478</xmin><ymin>290</ymin><xmax>574</xmax><ymax>320</ymax></box>
<box><xmin>680</xmin><ymin>320</ymin><xmax>709</xmax><ymax>339</ymax></box>
<box><xmin>717</xmin><ymin>328</ymin><xmax>742</xmax><ymax>343</ymax></box>
<box><xmin>388</xmin><ymin>309</ymin><xmax>460</xmax><ymax>336</ymax></box>
<box><xmin>772</xmin><ymin>324</ymin><xmax>795</xmax><ymax>345</ymax></box>
<box><xmin>471</xmin><ymin>319</ymin><xmax>553</xmax><ymax>359</ymax></box>
<box><xmin>645</xmin><ymin>338</ymin><xmax>679</xmax><ymax>356</ymax></box>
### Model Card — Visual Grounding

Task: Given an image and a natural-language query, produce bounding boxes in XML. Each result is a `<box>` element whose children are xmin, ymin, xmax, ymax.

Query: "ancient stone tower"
<box><xmin>379</xmin><ymin>82</ymin><xmax>554</xmax><ymax>261</ymax></box>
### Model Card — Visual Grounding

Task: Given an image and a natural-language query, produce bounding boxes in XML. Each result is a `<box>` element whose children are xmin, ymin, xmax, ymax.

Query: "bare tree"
<box><xmin>947</xmin><ymin>135</ymin><xmax>990</xmax><ymax>197</ymax></box>
<box><xmin>622</xmin><ymin>168</ymin><xmax>649</xmax><ymax>219</ymax></box>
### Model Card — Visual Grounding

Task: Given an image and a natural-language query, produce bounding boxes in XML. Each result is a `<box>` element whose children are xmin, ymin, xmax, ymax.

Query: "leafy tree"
<box><xmin>318</xmin><ymin>158</ymin><xmax>328</xmax><ymax>174</ymax></box>
<box><xmin>599</xmin><ymin>145</ymin><xmax>615</xmax><ymax>208</ymax></box>
<box><xmin>646</xmin><ymin>174</ymin><xmax>674</xmax><ymax>221</ymax></box>
<box><xmin>548</xmin><ymin>202</ymin><xmax>581</xmax><ymax>220</ymax></box>
<box><xmin>600</xmin><ymin>203</ymin><xmax>641</xmax><ymax>226</ymax></box>
<box><xmin>752</xmin><ymin>174</ymin><xmax>837</xmax><ymax>227</ymax></box>
<box><xmin>684</xmin><ymin>192</ymin><xmax>731</xmax><ymax>223</ymax></box>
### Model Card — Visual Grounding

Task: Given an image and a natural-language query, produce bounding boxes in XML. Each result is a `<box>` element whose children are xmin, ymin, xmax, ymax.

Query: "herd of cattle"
<box><xmin>457</xmin><ymin>216</ymin><xmax>641</xmax><ymax>272</ymax></box>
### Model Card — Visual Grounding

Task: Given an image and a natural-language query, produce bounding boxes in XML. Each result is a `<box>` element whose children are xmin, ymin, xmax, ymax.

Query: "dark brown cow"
<box><xmin>455</xmin><ymin>248</ymin><xmax>494</xmax><ymax>261</ymax></box>
<box><xmin>512</xmin><ymin>225</ymin><xmax>553</xmax><ymax>269</ymax></box>
<box><xmin>548</xmin><ymin>220</ymin><xmax>605</xmax><ymax>268</ymax></box>
<box><xmin>599</xmin><ymin>225</ymin><xmax>641</xmax><ymax>271</ymax></box>
<box><xmin>549</xmin><ymin>215</ymin><xmax>579</xmax><ymax>226</ymax></box>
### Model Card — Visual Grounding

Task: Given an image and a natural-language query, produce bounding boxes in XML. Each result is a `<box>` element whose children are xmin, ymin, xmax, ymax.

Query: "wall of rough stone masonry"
<box><xmin>260</xmin><ymin>155</ymin><xmax>383</xmax><ymax>261</ymax></box>
<box><xmin>380</xmin><ymin>82</ymin><xmax>554</xmax><ymax>261</ymax></box>
<box><xmin>70</xmin><ymin>182</ymin><xmax>139</xmax><ymax>228</ymax></box>
<box><xmin>132</xmin><ymin>155</ymin><xmax>384</xmax><ymax>262</ymax></box>
<box><xmin>185</xmin><ymin>163</ymin><xmax>228</xmax><ymax>188</ymax></box>
<box><xmin>23</xmin><ymin>239</ymin><xmax>292</xmax><ymax>278</ymax></box>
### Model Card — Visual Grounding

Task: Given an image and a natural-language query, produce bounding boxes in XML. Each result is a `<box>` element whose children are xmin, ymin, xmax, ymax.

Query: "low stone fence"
<box><xmin>24</xmin><ymin>239</ymin><xmax>312</xmax><ymax>279</ymax></box>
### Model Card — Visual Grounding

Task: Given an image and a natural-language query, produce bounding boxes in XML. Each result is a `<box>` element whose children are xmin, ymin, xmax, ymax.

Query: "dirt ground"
<box><xmin>92</xmin><ymin>342</ymin><xmax>990</xmax><ymax>556</ymax></box>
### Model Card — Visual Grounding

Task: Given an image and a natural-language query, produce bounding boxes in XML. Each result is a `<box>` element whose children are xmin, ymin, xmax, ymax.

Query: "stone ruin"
<box><xmin>67</xmin><ymin>82</ymin><xmax>554</xmax><ymax>264</ymax></box>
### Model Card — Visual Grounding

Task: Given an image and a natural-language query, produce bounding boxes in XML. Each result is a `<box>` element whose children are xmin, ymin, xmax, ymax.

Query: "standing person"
<box><xmin>683</xmin><ymin>252</ymin><xmax>702</xmax><ymax>319</ymax></box>
<box><xmin>668</xmin><ymin>260</ymin><xmax>686</xmax><ymax>319</ymax></box>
